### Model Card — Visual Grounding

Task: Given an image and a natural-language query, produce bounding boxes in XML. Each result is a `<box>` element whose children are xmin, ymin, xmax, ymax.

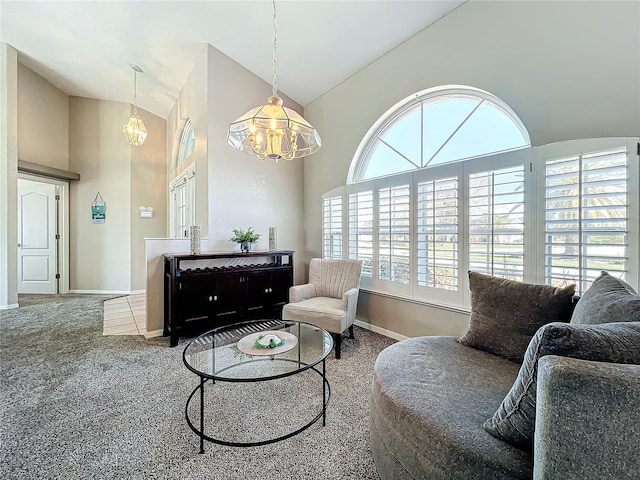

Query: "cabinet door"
<box><xmin>212</xmin><ymin>273</ymin><xmax>245</xmax><ymax>317</ymax></box>
<box><xmin>245</xmin><ymin>271</ymin><xmax>270</xmax><ymax>316</ymax></box>
<box><xmin>270</xmin><ymin>268</ymin><xmax>292</xmax><ymax>307</ymax></box>
<box><xmin>177</xmin><ymin>275</ymin><xmax>215</xmax><ymax>321</ymax></box>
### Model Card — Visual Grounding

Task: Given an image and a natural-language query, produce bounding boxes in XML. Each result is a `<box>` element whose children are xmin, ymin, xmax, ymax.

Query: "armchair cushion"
<box><xmin>282</xmin><ymin>297</ymin><xmax>347</xmax><ymax>334</ymax></box>
<box><xmin>309</xmin><ymin>258</ymin><xmax>363</xmax><ymax>299</ymax></box>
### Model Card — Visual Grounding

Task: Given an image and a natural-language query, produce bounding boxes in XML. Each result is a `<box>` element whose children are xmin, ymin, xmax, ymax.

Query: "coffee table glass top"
<box><xmin>183</xmin><ymin>319</ymin><xmax>333</xmax><ymax>381</ymax></box>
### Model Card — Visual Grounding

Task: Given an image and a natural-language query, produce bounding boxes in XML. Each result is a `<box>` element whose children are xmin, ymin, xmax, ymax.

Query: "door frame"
<box><xmin>17</xmin><ymin>173</ymin><xmax>70</xmax><ymax>294</ymax></box>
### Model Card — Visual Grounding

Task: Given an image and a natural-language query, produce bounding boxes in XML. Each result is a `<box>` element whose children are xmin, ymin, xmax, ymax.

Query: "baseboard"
<box><xmin>70</xmin><ymin>289</ymin><xmax>134</xmax><ymax>295</ymax></box>
<box><xmin>0</xmin><ymin>303</ymin><xmax>19</xmax><ymax>310</ymax></box>
<box><xmin>354</xmin><ymin>319</ymin><xmax>408</xmax><ymax>341</ymax></box>
<box><xmin>129</xmin><ymin>289</ymin><xmax>146</xmax><ymax>295</ymax></box>
<box><xmin>144</xmin><ymin>329</ymin><xmax>163</xmax><ymax>339</ymax></box>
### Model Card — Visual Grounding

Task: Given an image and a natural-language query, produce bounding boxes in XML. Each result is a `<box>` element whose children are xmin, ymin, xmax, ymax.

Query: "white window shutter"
<box><xmin>544</xmin><ymin>147</ymin><xmax>629</xmax><ymax>293</ymax></box>
<box><xmin>322</xmin><ymin>196</ymin><xmax>343</xmax><ymax>259</ymax></box>
<box><xmin>468</xmin><ymin>165</ymin><xmax>525</xmax><ymax>280</ymax></box>
<box><xmin>416</xmin><ymin>177</ymin><xmax>459</xmax><ymax>290</ymax></box>
<box><xmin>348</xmin><ymin>190</ymin><xmax>374</xmax><ymax>277</ymax></box>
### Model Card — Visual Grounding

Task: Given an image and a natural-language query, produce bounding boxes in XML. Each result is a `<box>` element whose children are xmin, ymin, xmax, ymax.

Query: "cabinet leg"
<box><xmin>170</xmin><ymin>332</ymin><xmax>178</xmax><ymax>348</ymax></box>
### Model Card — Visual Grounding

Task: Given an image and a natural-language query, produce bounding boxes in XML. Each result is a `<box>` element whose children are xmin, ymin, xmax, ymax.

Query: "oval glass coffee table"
<box><xmin>183</xmin><ymin>319</ymin><xmax>333</xmax><ymax>453</ymax></box>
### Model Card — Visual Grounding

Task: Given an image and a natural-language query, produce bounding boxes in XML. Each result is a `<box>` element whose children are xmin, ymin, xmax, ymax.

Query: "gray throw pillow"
<box><xmin>571</xmin><ymin>271</ymin><xmax>640</xmax><ymax>325</ymax></box>
<box><xmin>484</xmin><ymin>321</ymin><xmax>640</xmax><ymax>450</ymax></box>
<box><xmin>458</xmin><ymin>272</ymin><xmax>576</xmax><ymax>363</ymax></box>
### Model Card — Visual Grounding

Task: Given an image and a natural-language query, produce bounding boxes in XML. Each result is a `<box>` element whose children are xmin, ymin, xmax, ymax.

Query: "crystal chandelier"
<box><xmin>122</xmin><ymin>64</ymin><xmax>148</xmax><ymax>147</ymax></box>
<box><xmin>227</xmin><ymin>0</ymin><xmax>321</xmax><ymax>162</ymax></box>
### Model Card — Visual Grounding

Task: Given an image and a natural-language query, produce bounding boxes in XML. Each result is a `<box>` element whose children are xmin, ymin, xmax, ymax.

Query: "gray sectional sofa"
<box><xmin>371</xmin><ymin>272</ymin><xmax>640</xmax><ymax>479</ymax></box>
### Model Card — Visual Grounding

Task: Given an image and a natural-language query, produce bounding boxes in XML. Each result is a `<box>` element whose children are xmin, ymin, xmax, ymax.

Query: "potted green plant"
<box><xmin>230</xmin><ymin>227</ymin><xmax>261</xmax><ymax>252</ymax></box>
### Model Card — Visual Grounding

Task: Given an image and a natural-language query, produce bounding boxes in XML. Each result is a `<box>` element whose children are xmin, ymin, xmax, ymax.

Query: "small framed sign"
<box><xmin>92</xmin><ymin>192</ymin><xmax>106</xmax><ymax>224</ymax></box>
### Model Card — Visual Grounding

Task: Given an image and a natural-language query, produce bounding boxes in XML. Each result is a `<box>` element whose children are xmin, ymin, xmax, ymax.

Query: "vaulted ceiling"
<box><xmin>0</xmin><ymin>0</ymin><xmax>465</xmax><ymax>118</ymax></box>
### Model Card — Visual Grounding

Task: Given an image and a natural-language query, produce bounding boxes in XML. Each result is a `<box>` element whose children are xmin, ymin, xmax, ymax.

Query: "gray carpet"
<box><xmin>0</xmin><ymin>294</ymin><xmax>395</xmax><ymax>479</ymax></box>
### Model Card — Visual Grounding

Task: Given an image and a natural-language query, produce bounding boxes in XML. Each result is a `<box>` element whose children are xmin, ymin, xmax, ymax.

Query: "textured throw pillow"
<box><xmin>458</xmin><ymin>272</ymin><xmax>576</xmax><ymax>363</ymax></box>
<box><xmin>571</xmin><ymin>271</ymin><xmax>640</xmax><ymax>325</ymax></box>
<box><xmin>484</xmin><ymin>321</ymin><xmax>640</xmax><ymax>450</ymax></box>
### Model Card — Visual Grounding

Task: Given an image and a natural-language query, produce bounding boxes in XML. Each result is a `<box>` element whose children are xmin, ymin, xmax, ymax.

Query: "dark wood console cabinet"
<box><xmin>164</xmin><ymin>251</ymin><xmax>294</xmax><ymax>347</ymax></box>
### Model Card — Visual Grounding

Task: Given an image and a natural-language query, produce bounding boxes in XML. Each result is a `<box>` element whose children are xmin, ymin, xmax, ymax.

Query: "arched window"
<box><xmin>348</xmin><ymin>86</ymin><xmax>530</xmax><ymax>183</ymax></box>
<box><xmin>324</xmin><ymin>85</ymin><xmax>638</xmax><ymax>309</ymax></box>
<box><xmin>178</xmin><ymin>119</ymin><xmax>196</xmax><ymax>166</ymax></box>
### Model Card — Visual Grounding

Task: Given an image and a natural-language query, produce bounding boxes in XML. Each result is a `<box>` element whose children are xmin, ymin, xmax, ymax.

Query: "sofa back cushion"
<box><xmin>571</xmin><ymin>271</ymin><xmax>640</xmax><ymax>325</ymax></box>
<box><xmin>458</xmin><ymin>272</ymin><xmax>576</xmax><ymax>363</ymax></box>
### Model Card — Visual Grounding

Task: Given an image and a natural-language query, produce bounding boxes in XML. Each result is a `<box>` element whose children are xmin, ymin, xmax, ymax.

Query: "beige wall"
<box><xmin>304</xmin><ymin>1</ymin><xmax>640</xmax><ymax>337</ymax></box>
<box><xmin>69</xmin><ymin>97</ymin><xmax>132</xmax><ymax>291</ymax></box>
<box><xmin>131</xmin><ymin>107</ymin><xmax>167</xmax><ymax>291</ymax></box>
<box><xmin>69</xmin><ymin>97</ymin><xmax>166</xmax><ymax>292</ymax></box>
<box><xmin>206</xmin><ymin>45</ymin><xmax>306</xmax><ymax>285</ymax></box>
<box><xmin>0</xmin><ymin>43</ymin><xmax>19</xmax><ymax>309</ymax></box>
<box><xmin>17</xmin><ymin>64</ymin><xmax>69</xmax><ymax>169</ymax></box>
<box><xmin>164</xmin><ymin>45</ymin><xmax>306</xmax><ymax>285</ymax></box>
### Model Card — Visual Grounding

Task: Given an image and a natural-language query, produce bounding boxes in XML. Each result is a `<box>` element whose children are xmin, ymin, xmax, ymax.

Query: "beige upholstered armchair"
<box><xmin>282</xmin><ymin>258</ymin><xmax>363</xmax><ymax>359</ymax></box>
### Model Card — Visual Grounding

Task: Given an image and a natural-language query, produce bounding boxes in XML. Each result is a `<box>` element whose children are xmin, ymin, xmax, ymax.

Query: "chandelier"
<box><xmin>122</xmin><ymin>64</ymin><xmax>148</xmax><ymax>147</ymax></box>
<box><xmin>227</xmin><ymin>0</ymin><xmax>321</xmax><ymax>162</ymax></box>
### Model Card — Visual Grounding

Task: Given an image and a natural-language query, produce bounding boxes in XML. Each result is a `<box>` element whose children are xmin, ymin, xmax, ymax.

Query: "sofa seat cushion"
<box><xmin>282</xmin><ymin>297</ymin><xmax>346</xmax><ymax>334</ymax></box>
<box><xmin>371</xmin><ymin>336</ymin><xmax>532</xmax><ymax>480</ymax></box>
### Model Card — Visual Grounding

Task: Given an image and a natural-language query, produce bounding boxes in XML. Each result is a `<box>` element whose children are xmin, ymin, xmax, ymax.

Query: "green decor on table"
<box><xmin>230</xmin><ymin>227</ymin><xmax>261</xmax><ymax>253</ymax></box>
<box><xmin>254</xmin><ymin>333</ymin><xmax>286</xmax><ymax>349</ymax></box>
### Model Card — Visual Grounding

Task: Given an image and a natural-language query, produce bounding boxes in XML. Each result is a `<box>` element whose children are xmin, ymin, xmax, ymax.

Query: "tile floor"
<box><xmin>102</xmin><ymin>293</ymin><xmax>146</xmax><ymax>336</ymax></box>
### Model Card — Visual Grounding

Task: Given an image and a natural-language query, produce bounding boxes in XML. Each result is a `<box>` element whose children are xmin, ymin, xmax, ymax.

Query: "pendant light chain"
<box><xmin>272</xmin><ymin>0</ymin><xmax>278</xmax><ymax>98</ymax></box>
<box><xmin>133</xmin><ymin>70</ymin><xmax>138</xmax><ymax>116</ymax></box>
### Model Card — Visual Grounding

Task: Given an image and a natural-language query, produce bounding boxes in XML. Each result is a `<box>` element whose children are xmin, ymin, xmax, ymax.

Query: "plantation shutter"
<box><xmin>322</xmin><ymin>196</ymin><xmax>343</xmax><ymax>259</ymax></box>
<box><xmin>348</xmin><ymin>190</ymin><xmax>374</xmax><ymax>277</ymax></box>
<box><xmin>468</xmin><ymin>165</ymin><xmax>525</xmax><ymax>280</ymax></box>
<box><xmin>378</xmin><ymin>184</ymin><xmax>410</xmax><ymax>283</ymax></box>
<box><xmin>416</xmin><ymin>177</ymin><xmax>459</xmax><ymax>290</ymax></box>
<box><xmin>544</xmin><ymin>147</ymin><xmax>628</xmax><ymax>293</ymax></box>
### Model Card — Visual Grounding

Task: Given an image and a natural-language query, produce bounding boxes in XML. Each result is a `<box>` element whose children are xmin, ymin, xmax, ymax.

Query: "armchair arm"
<box><xmin>289</xmin><ymin>283</ymin><xmax>317</xmax><ymax>303</ymax></box>
<box><xmin>341</xmin><ymin>287</ymin><xmax>360</xmax><ymax>323</ymax></box>
<box><xmin>534</xmin><ymin>356</ymin><xmax>640</xmax><ymax>480</ymax></box>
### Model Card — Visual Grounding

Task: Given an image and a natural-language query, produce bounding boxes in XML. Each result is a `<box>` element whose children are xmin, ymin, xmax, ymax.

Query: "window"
<box><xmin>169</xmin><ymin>164</ymin><xmax>196</xmax><ymax>238</ymax></box>
<box><xmin>416</xmin><ymin>176</ymin><xmax>458</xmax><ymax>290</ymax></box>
<box><xmin>348</xmin><ymin>86</ymin><xmax>530</xmax><ymax>183</ymax></box>
<box><xmin>324</xmin><ymin>87</ymin><xmax>639</xmax><ymax>308</ymax></box>
<box><xmin>178</xmin><ymin>119</ymin><xmax>196</xmax><ymax>166</ymax></box>
<box><xmin>544</xmin><ymin>146</ymin><xmax>630</xmax><ymax>293</ymax></box>
<box><xmin>348</xmin><ymin>191</ymin><xmax>374</xmax><ymax>277</ymax></box>
<box><xmin>322</xmin><ymin>195</ymin><xmax>343</xmax><ymax>259</ymax></box>
<box><xmin>468</xmin><ymin>165</ymin><xmax>525</xmax><ymax>280</ymax></box>
<box><xmin>378</xmin><ymin>184</ymin><xmax>411</xmax><ymax>284</ymax></box>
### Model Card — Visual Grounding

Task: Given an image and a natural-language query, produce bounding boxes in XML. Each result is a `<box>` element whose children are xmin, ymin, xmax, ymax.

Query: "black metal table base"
<box><xmin>185</xmin><ymin>358</ymin><xmax>330</xmax><ymax>453</ymax></box>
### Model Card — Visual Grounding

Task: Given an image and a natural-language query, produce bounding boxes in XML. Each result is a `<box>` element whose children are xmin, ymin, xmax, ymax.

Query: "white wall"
<box><xmin>303</xmin><ymin>0</ymin><xmax>640</xmax><ymax>337</ymax></box>
<box><xmin>0</xmin><ymin>43</ymin><xmax>19</xmax><ymax>309</ymax></box>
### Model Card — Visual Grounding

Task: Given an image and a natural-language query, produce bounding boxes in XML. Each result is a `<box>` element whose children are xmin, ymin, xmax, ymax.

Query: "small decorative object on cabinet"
<box><xmin>190</xmin><ymin>225</ymin><xmax>201</xmax><ymax>254</ymax></box>
<box><xmin>163</xmin><ymin>250</ymin><xmax>294</xmax><ymax>347</ymax></box>
<box><xmin>269</xmin><ymin>227</ymin><xmax>277</xmax><ymax>251</ymax></box>
<box><xmin>230</xmin><ymin>227</ymin><xmax>261</xmax><ymax>253</ymax></box>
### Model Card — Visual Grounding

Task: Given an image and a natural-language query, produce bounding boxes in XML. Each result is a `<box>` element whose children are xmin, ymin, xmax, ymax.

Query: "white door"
<box><xmin>17</xmin><ymin>179</ymin><xmax>58</xmax><ymax>294</ymax></box>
